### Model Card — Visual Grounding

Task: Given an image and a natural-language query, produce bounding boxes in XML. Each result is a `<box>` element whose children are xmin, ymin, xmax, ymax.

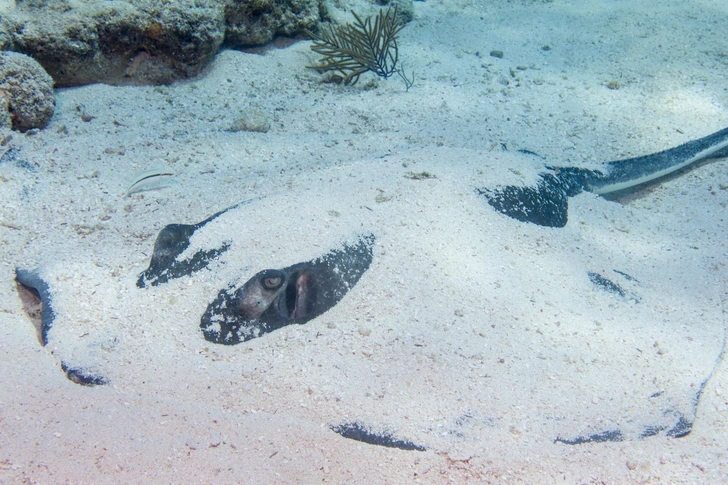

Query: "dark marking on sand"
<box><xmin>555</xmin><ymin>429</ymin><xmax>623</xmax><ymax>445</ymax></box>
<box><xmin>588</xmin><ymin>272</ymin><xmax>626</xmax><ymax>297</ymax></box>
<box><xmin>330</xmin><ymin>422</ymin><xmax>426</xmax><ymax>451</ymax></box>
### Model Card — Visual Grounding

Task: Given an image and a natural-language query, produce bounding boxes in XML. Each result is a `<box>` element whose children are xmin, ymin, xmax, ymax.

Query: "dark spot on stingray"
<box><xmin>588</xmin><ymin>272</ymin><xmax>625</xmax><ymax>297</ymax></box>
<box><xmin>666</xmin><ymin>415</ymin><xmax>692</xmax><ymax>438</ymax></box>
<box><xmin>613</xmin><ymin>269</ymin><xmax>638</xmax><ymax>282</ymax></box>
<box><xmin>556</xmin><ymin>410</ymin><xmax>695</xmax><ymax>443</ymax></box>
<box><xmin>61</xmin><ymin>363</ymin><xmax>107</xmax><ymax>387</ymax></box>
<box><xmin>15</xmin><ymin>268</ymin><xmax>54</xmax><ymax>346</ymax></box>
<box><xmin>404</xmin><ymin>171</ymin><xmax>436</xmax><ymax>180</ymax></box>
<box><xmin>640</xmin><ymin>425</ymin><xmax>667</xmax><ymax>438</ymax></box>
<box><xmin>137</xmin><ymin>201</ymin><xmax>255</xmax><ymax>288</ymax></box>
<box><xmin>201</xmin><ymin>235</ymin><xmax>375</xmax><ymax>345</ymax></box>
<box><xmin>555</xmin><ymin>429</ymin><xmax>623</xmax><ymax>445</ymax></box>
<box><xmin>330</xmin><ymin>422</ymin><xmax>426</xmax><ymax>451</ymax></box>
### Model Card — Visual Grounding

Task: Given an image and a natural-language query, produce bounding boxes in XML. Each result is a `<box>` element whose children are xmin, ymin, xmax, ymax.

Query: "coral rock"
<box><xmin>2</xmin><ymin>1</ymin><xmax>226</xmax><ymax>87</ymax></box>
<box><xmin>0</xmin><ymin>51</ymin><xmax>55</xmax><ymax>131</ymax></box>
<box><xmin>0</xmin><ymin>0</ymin><xmax>323</xmax><ymax>87</ymax></box>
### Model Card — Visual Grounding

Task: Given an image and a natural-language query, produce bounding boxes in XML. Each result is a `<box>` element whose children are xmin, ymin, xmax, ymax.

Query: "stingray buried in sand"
<box><xmin>12</xmin><ymin>127</ymin><xmax>728</xmax><ymax>450</ymax></box>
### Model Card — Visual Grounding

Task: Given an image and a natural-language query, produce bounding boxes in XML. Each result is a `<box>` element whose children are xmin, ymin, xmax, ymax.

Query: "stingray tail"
<box><xmin>480</xmin><ymin>127</ymin><xmax>728</xmax><ymax>227</ymax></box>
<box><xmin>581</xmin><ymin>126</ymin><xmax>728</xmax><ymax>195</ymax></box>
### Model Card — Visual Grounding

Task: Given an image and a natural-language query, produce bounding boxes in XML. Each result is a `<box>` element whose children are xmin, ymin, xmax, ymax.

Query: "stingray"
<box><xmin>13</xmin><ymin>127</ymin><xmax>728</xmax><ymax>450</ymax></box>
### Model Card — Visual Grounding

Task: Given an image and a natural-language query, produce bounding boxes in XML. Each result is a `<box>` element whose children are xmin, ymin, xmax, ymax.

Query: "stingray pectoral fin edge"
<box><xmin>14</xmin><ymin>269</ymin><xmax>109</xmax><ymax>387</ymax></box>
<box><xmin>478</xmin><ymin>173</ymin><xmax>572</xmax><ymax>228</ymax></box>
<box><xmin>15</xmin><ymin>268</ymin><xmax>54</xmax><ymax>346</ymax></box>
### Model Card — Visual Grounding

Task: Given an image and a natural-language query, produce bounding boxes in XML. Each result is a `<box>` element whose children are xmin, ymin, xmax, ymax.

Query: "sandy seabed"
<box><xmin>1</xmin><ymin>0</ymin><xmax>728</xmax><ymax>483</ymax></box>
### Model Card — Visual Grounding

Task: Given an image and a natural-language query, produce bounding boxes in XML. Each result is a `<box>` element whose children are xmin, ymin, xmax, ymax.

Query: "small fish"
<box><xmin>126</xmin><ymin>169</ymin><xmax>174</xmax><ymax>196</ymax></box>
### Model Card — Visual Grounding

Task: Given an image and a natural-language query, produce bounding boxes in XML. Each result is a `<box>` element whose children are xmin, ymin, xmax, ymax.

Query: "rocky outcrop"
<box><xmin>1</xmin><ymin>1</ymin><xmax>227</xmax><ymax>86</ymax></box>
<box><xmin>0</xmin><ymin>50</ymin><xmax>54</xmax><ymax>131</ymax></box>
<box><xmin>0</xmin><ymin>0</ymin><xmax>322</xmax><ymax>87</ymax></box>
<box><xmin>0</xmin><ymin>0</ymin><xmax>413</xmax><ymax>87</ymax></box>
<box><xmin>223</xmin><ymin>0</ymin><xmax>321</xmax><ymax>46</ymax></box>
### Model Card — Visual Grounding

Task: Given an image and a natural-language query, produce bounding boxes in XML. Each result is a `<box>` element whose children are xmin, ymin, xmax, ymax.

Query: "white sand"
<box><xmin>2</xmin><ymin>0</ymin><xmax>728</xmax><ymax>482</ymax></box>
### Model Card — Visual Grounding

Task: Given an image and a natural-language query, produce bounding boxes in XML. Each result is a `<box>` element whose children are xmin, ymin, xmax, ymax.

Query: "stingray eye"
<box><xmin>262</xmin><ymin>276</ymin><xmax>282</xmax><ymax>290</ymax></box>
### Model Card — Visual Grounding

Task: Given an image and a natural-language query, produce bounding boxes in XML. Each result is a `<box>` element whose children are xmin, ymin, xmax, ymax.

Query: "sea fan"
<box><xmin>307</xmin><ymin>7</ymin><xmax>406</xmax><ymax>85</ymax></box>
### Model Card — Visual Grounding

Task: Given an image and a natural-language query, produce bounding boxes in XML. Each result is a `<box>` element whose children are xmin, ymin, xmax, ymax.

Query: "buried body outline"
<box><xmin>14</xmin><ymin>126</ymin><xmax>728</xmax><ymax>448</ymax></box>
